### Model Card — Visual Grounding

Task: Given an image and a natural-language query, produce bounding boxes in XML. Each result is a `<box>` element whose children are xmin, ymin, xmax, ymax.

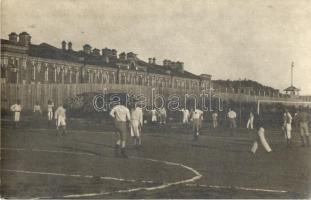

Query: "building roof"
<box><xmin>136</xmin><ymin>59</ymin><xmax>201</xmax><ymax>79</ymax></box>
<box><xmin>284</xmin><ymin>86</ymin><xmax>300</xmax><ymax>91</ymax></box>
<box><xmin>1</xmin><ymin>39</ymin><xmax>205</xmax><ymax>79</ymax></box>
<box><xmin>1</xmin><ymin>39</ymin><xmax>25</xmax><ymax>47</ymax></box>
<box><xmin>27</xmin><ymin>42</ymin><xmax>115</xmax><ymax>68</ymax></box>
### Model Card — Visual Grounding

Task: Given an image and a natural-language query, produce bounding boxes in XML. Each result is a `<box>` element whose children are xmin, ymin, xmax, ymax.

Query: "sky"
<box><xmin>1</xmin><ymin>0</ymin><xmax>311</xmax><ymax>94</ymax></box>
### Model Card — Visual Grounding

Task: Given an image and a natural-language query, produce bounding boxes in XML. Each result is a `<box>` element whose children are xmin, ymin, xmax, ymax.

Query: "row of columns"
<box><xmin>1</xmin><ymin>56</ymin><xmax>210</xmax><ymax>90</ymax></box>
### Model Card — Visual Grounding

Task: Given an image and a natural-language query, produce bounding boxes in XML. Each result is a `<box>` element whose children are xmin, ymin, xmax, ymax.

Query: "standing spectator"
<box><xmin>250</xmin><ymin>113</ymin><xmax>272</xmax><ymax>154</ymax></box>
<box><xmin>55</xmin><ymin>104</ymin><xmax>67</xmax><ymax>136</ymax></box>
<box><xmin>159</xmin><ymin>107</ymin><xmax>167</xmax><ymax>125</ymax></box>
<box><xmin>110</xmin><ymin>103</ymin><xmax>131</xmax><ymax>158</ymax></box>
<box><xmin>47</xmin><ymin>100</ymin><xmax>54</xmax><ymax>127</ymax></box>
<box><xmin>212</xmin><ymin>111</ymin><xmax>218</xmax><ymax>128</ymax></box>
<box><xmin>282</xmin><ymin>108</ymin><xmax>293</xmax><ymax>148</ymax></box>
<box><xmin>10</xmin><ymin>99</ymin><xmax>22</xmax><ymax>128</ymax></box>
<box><xmin>295</xmin><ymin>107</ymin><xmax>310</xmax><ymax>147</ymax></box>
<box><xmin>33</xmin><ymin>102</ymin><xmax>42</xmax><ymax>126</ymax></box>
<box><xmin>191</xmin><ymin>107</ymin><xmax>204</xmax><ymax>140</ymax></box>
<box><xmin>227</xmin><ymin>108</ymin><xmax>237</xmax><ymax>136</ymax></box>
<box><xmin>130</xmin><ymin>104</ymin><xmax>143</xmax><ymax>148</ymax></box>
<box><xmin>180</xmin><ymin>107</ymin><xmax>190</xmax><ymax>127</ymax></box>
<box><xmin>246</xmin><ymin>109</ymin><xmax>254</xmax><ymax>130</ymax></box>
<box><xmin>150</xmin><ymin>108</ymin><xmax>157</xmax><ymax>128</ymax></box>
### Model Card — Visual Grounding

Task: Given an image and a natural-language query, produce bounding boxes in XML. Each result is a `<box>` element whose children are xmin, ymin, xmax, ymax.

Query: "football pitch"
<box><xmin>1</xmin><ymin>123</ymin><xmax>311</xmax><ymax>199</ymax></box>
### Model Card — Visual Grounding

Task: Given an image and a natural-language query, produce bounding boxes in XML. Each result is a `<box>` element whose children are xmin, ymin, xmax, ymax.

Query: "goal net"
<box><xmin>256</xmin><ymin>99</ymin><xmax>311</xmax><ymax>128</ymax></box>
<box><xmin>257</xmin><ymin>100</ymin><xmax>311</xmax><ymax>115</ymax></box>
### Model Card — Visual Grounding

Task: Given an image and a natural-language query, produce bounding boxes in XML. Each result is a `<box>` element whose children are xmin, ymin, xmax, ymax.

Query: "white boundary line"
<box><xmin>2</xmin><ymin>147</ymin><xmax>290</xmax><ymax>198</ymax></box>
<box><xmin>2</xmin><ymin>147</ymin><xmax>202</xmax><ymax>199</ymax></box>
<box><xmin>185</xmin><ymin>183</ymin><xmax>288</xmax><ymax>193</ymax></box>
<box><xmin>2</xmin><ymin>169</ymin><xmax>154</xmax><ymax>184</ymax></box>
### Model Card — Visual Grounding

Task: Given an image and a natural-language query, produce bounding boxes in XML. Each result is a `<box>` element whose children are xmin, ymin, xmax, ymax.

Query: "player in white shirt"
<box><xmin>47</xmin><ymin>100</ymin><xmax>54</xmax><ymax>127</ymax></box>
<box><xmin>191</xmin><ymin>107</ymin><xmax>204</xmax><ymax>140</ymax></box>
<box><xmin>130</xmin><ymin>105</ymin><xmax>143</xmax><ymax>148</ymax></box>
<box><xmin>159</xmin><ymin>107</ymin><xmax>167</xmax><ymax>125</ymax></box>
<box><xmin>227</xmin><ymin>108</ymin><xmax>237</xmax><ymax>136</ymax></box>
<box><xmin>55</xmin><ymin>105</ymin><xmax>66</xmax><ymax>136</ymax></box>
<box><xmin>282</xmin><ymin>109</ymin><xmax>293</xmax><ymax>148</ymax></box>
<box><xmin>110</xmin><ymin>103</ymin><xmax>131</xmax><ymax>158</ymax></box>
<box><xmin>247</xmin><ymin>110</ymin><xmax>254</xmax><ymax>130</ymax></box>
<box><xmin>10</xmin><ymin>99</ymin><xmax>22</xmax><ymax>128</ymax></box>
<box><xmin>180</xmin><ymin>107</ymin><xmax>190</xmax><ymax>126</ymax></box>
<box><xmin>212</xmin><ymin>111</ymin><xmax>218</xmax><ymax>128</ymax></box>
<box><xmin>150</xmin><ymin>108</ymin><xmax>157</xmax><ymax>128</ymax></box>
<box><xmin>33</xmin><ymin>102</ymin><xmax>42</xmax><ymax>126</ymax></box>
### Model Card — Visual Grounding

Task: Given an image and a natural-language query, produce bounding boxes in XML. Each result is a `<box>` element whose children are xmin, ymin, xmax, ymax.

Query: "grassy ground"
<box><xmin>1</xmin><ymin>120</ymin><xmax>311</xmax><ymax>199</ymax></box>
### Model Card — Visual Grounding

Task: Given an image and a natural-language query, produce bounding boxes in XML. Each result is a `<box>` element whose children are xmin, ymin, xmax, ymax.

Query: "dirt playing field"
<box><xmin>1</xmin><ymin>120</ymin><xmax>311</xmax><ymax>199</ymax></box>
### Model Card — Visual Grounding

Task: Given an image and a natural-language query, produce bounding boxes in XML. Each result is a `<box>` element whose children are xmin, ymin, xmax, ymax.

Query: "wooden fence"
<box><xmin>1</xmin><ymin>83</ymin><xmax>306</xmax><ymax>111</ymax></box>
<box><xmin>1</xmin><ymin>83</ymin><xmax>200</xmax><ymax>110</ymax></box>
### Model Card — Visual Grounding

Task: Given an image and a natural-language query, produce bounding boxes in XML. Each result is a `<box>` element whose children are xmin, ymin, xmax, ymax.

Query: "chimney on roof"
<box><xmin>18</xmin><ymin>32</ymin><xmax>31</xmax><ymax>47</ymax></box>
<box><xmin>83</xmin><ymin>44</ymin><xmax>92</xmax><ymax>54</ymax></box>
<box><xmin>8</xmin><ymin>32</ymin><xmax>18</xmax><ymax>44</ymax></box>
<box><xmin>152</xmin><ymin>58</ymin><xmax>156</xmax><ymax>64</ymax></box>
<box><xmin>102</xmin><ymin>48</ymin><xmax>110</xmax><ymax>57</ymax></box>
<box><xmin>68</xmin><ymin>41</ymin><xmax>72</xmax><ymax>51</ymax></box>
<box><xmin>148</xmin><ymin>58</ymin><xmax>152</xmax><ymax>64</ymax></box>
<box><xmin>111</xmin><ymin>49</ymin><xmax>117</xmax><ymax>57</ymax></box>
<box><xmin>93</xmin><ymin>48</ymin><xmax>100</xmax><ymax>56</ymax></box>
<box><xmin>177</xmin><ymin>61</ymin><xmax>184</xmax><ymax>73</ymax></box>
<box><xmin>61</xmin><ymin>41</ymin><xmax>66</xmax><ymax>50</ymax></box>
<box><xmin>163</xmin><ymin>59</ymin><xmax>170</xmax><ymax>66</ymax></box>
<box><xmin>102</xmin><ymin>56</ymin><xmax>110</xmax><ymax>63</ymax></box>
<box><xmin>127</xmin><ymin>52</ymin><xmax>137</xmax><ymax>60</ymax></box>
<box><xmin>119</xmin><ymin>52</ymin><xmax>126</xmax><ymax>60</ymax></box>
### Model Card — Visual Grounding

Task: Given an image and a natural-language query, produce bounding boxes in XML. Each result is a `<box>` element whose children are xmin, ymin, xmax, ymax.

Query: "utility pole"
<box><xmin>291</xmin><ymin>61</ymin><xmax>294</xmax><ymax>86</ymax></box>
<box><xmin>239</xmin><ymin>78</ymin><xmax>242</xmax><ymax>127</ymax></box>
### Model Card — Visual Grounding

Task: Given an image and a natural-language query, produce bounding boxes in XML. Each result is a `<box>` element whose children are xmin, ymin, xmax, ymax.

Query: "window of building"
<box><xmin>121</xmin><ymin>74</ymin><xmax>126</xmax><ymax>84</ymax></box>
<box><xmin>44</xmin><ymin>67</ymin><xmax>49</xmax><ymax>82</ymax></box>
<box><xmin>185</xmin><ymin>81</ymin><xmax>189</xmax><ymax>89</ymax></box>
<box><xmin>138</xmin><ymin>76</ymin><xmax>143</xmax><ymax>85</ymax></box>
<box><xmin>109</xmin><ymin>72</ymin><xmax>114</xmax><ymax>84</ymax></box>
<box><xmin>1</xmin><ymin>66</ymin><xmax>6</xmax><ymax>78</ymax></box>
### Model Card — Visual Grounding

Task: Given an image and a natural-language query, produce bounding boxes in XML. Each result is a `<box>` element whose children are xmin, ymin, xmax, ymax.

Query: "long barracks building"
<box><xmin>1</xmin><ymin>32</ymin><xmax>212</xmax><ymax>90</ymax></box>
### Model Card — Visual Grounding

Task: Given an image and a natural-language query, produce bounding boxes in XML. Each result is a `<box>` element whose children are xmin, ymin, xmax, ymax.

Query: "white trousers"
<box><xmin>251</xmin><ymin>127</ymin><xmax>272</xmax><ymax>153</ymax></box>
<box><xmin>284</xmin><ymin>123</ymin><xmax>292</xmax><ymax>139</ymax></box>
<box><xmin>14</xmin><ymin>112</ymin><xmax>20</xmax><ymax>122</ymax></box>
<box><xmin>247</xmin><ymin>117</ymin><xmax>254</xmax><ymax>129</ymax></box>
<box><xmin>182</xmin><ymin>117</ymin><xmax>189</xmax><ymax>124</ymax></box>
<box><xmin>130</xmin><ymin>120</ymin><xmax>141</xmax><ymax>137</ymax></box>
<box><xmin>57</xmin><ymin>116</ymin><xmax>66</xmax><ymax>127</ymax></box>
<box><xmin>48</xmin><ymin>111</ymin><xmax>53</xmax><ymax>120</ymax></box>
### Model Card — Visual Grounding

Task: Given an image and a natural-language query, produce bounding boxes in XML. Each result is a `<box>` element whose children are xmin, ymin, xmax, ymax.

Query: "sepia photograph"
<box><xmin>1</xmin><ymin>0</ymin><xmax>311</xmax><ymax>199</ymax></box>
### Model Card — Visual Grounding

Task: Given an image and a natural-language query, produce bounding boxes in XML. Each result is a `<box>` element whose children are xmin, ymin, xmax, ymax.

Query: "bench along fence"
<box><xmin>1</xmin><ymin>83</ymin><xmax>306</xmax><ymax>111</ymax></box>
